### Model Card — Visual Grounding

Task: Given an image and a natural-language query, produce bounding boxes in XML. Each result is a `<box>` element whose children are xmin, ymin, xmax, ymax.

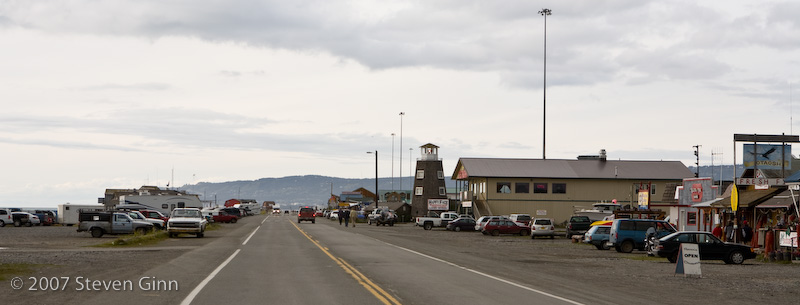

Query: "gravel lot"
<box><xmin>3</xmin><ymin>216</ymin><xmax>800</xmax><ymax>304</ymax></box>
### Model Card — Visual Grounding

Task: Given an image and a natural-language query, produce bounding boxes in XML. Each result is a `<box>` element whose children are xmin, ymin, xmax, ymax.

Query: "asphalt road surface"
<box><xmin>17</xmin><ymin>213</ymin><xmax>794</xmax><ymax>305</ymax></box>
<box><xmin>73</xmin><ymin>214</ymin><xmax>583</xmax><ymax>305</ymax></box>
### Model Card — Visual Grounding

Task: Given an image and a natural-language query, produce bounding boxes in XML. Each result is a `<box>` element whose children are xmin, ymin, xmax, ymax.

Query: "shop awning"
<box><xmin>755</xmin><ymin>191</ymin><xmax>798</xmax><ymax>209</ymax></box>
<box><xmin>692</xmin><ymin>198</ymin><xmax>724</xmax><ymax>208</ymax></box>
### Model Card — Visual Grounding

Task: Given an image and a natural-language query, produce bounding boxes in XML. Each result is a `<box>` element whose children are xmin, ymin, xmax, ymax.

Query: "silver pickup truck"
<box><xmin>77</xmin><ymin>212</ymin><xmax>154</xmax><ymax>238</ymax></box>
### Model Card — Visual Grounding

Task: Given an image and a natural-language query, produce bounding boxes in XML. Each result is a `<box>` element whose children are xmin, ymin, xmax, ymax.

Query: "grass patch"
<box><xmin>206</xmin><ymin>222</ymin><xmax>221</xmax><ymax>231</ymax></box>
<box><xmin>92</xmin><ymin>230</ymin><xmax>170</xmax><ymax>247</ymax></box>
<box><xmin>0</xmin><ymin>263</ymin><xmax>39</xmax><ymax>281</ymax></box>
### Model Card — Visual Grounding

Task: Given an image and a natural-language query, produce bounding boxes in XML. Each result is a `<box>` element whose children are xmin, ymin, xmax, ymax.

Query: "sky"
<box><xmin>1</xmin><ymin>0</ymin><xmax>798</xmax><ymax>207</ymax></box>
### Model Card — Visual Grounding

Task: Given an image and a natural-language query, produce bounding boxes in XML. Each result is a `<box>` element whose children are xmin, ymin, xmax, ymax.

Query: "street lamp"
<box><xmin>539</xmin><ymin>8</ymin><xmax>551</xmax><ymax>160</ymax></box>
<box><xmin>367</xmin><ymin>151</ymin><xmax>378</xmax><ymax>208</ymax></box>
<box><xmin>399</xmin><ymin>112</ymin><xmax>405</xmax><ymax>191</ymax></box>
<box><xmin>391</xmin><ymin>133</ymin><xmax>395</xmax><ymax>191</ymax></box>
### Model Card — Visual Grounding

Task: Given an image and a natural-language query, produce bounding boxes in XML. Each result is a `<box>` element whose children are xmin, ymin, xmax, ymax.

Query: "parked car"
<box><xmin>77</xmin><ymin>211</ymin><xmax>153</xmax><ymax>237</ymax></box>
<box><xmin>10</xmin><ymin>212</ymin><xmax>40</xmax><ymax>227</ymax></box>
<box><xmin>475</xmin><ymin>215</ymin><xmax>509</xmax><ymax>231</ymax></box>
<box><xmin>446</xmin><ymin>217</ymin><xmax>477</xmax><ymax>232</ymax></box>
<box><xmin>509</xmin><ymin>214</ymin><xmax>532</xmax><ymax>226</ymax></box>
<box><xmin>167</xmin><ymin>208</ymin><xmax>208</xmax><ymax>238</ymax></box>
<box><xmin>655</xmin><ymin>231</ymin><xmax>757</xmax><ymax>264</ymax></box>
<box><xmin>25</xmin><ymin>209</ymin><xmax>56</xmax><ymax>226</ymax></box>
<box><xmin>298</xmin><ymin>207</ymin><xmax>315</xmax><ymax>223</ymax></box>
<box><xmin>609</xmin><ymin>219</ymin><xmax>676</xmax><ymax>253</ymax></box>
<box><xmin>123</xmin><ymin>211</ymin><xmax>166</xmax><ymax>230</ymax></box>
<box><xmin>415</xmin><ymin>211</ymin><xmax>459</xmax><ymax>230</ymax></box>
<box><xmin>213</xmin><ymin>210</ymin><xmax>239</xmax><ymax>223</ymax></box>
<box><xmin>530</xmin><ymin>218</ymin><xmax>555</xmax><ymax>239</ymax></box>
<box><xmin>584</xmin><ymin>225</ymin><xmax>611</xmax><ymax>250</ymax></box>
<box><xmin>329</xmin><ymin>210</ymin><xmax>339</xmax><ymax>220</ymax></box>
<box><xmin>482</xmin><ymin>219</ymin><xmax>530</xmax><ymax>236</ymax></box>
<box><xmin>140</xmin><ymin>209</ymin><xmax>169</xmax><ymax>222</ymax></box>
<box><xmin>566</xmin><ymin>215</ymin><xmax>592</xmax><ymax>238</ymax></box>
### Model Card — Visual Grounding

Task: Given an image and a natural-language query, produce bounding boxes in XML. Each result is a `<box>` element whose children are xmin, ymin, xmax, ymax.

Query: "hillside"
<box><xmin>181</xmin><ymin>175</ymin><xmax>455</xmax><ymax>209</ymax></box>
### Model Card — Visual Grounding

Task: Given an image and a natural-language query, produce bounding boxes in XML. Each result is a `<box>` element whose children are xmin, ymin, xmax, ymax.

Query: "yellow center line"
<box><xmin>289</xmin><ymin>219</ymin><xmax>402</xmax><ymax>305</ymax></box>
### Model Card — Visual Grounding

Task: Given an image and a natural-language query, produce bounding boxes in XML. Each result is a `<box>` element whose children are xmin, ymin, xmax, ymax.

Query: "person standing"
<box><xmin>724</xmin><ymin>221</ymin><xmax>734</xmax><ymax>242</ymax></box>
<box><xmin>343</xmin><ymin>208</ymin><xmax>351</xmax><ymax>227</ymax></box>
<box><xmin>742</xmin><ymin>221</ymin><xmax>753</xmax><ymax>245</ymax></box>
<box><xmin>712</xmin><ymin>224</ymin><xmax>723</xmax><ymax>239</ymax></box>
<box><xmin>338</xmin><ymin>208</ymin><xmax>344</xmax><ymax>225</ymax></box>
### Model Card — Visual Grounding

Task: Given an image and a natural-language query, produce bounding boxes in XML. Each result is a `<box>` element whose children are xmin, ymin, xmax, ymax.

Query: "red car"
<box><xmin>481</xmin><ymin>219</ymin><xmax>530</xmax><ymax>236</ymax></box>
<box><xmin>140</xmin><ymin>210</ymin><xmax>169</xmax><ymax>222</ymax></box>
<box><xmin>213</xmin><ymin>210</ymin><xmax>239</xmax><ymax>223</ymax></box>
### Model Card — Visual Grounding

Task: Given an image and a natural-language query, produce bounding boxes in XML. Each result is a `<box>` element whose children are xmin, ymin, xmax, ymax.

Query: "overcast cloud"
<box><xmin>1</xmin><ymin>0</ymin><xmax>798</xmax><ymax>206</ymax></box>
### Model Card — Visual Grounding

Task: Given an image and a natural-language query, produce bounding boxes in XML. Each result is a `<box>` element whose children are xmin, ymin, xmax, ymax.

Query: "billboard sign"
<box><xmin>427</xmin><ymin>199</ymin><xmax>449</xmax><ymax>211</ymax></box>
<box><xmin>680</xmin><ymin>178</ymin><xmax>714</xmax><ymax>206</ymax></box>
<box><xmin>743</xmin><ymin>144</ymin><xmax>791</xmax><ymax>170</ymax></box>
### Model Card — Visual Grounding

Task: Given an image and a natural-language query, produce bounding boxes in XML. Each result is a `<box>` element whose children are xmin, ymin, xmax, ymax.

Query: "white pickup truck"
<box><xmin>415</xmin><ymin>212</ymin><xmax>459</xmax><ymax>230</ymax></box>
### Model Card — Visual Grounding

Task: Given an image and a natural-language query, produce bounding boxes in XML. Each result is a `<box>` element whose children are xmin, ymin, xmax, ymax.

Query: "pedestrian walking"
<box><xmin>350</xmin><ymin>206</ymin><xmax>358</xmax><ymax>227</ymax></box>
<box><xmin>343</xmin><ymin>209</ymin><xmax>351</xmax><ymax>227</ymax></box>
<box><xmin>742</xmin><ymin>221</ymin><xmax>753</xmax><ymax>245</ymax></box>
<box><xmin>338</xmin><ymin>209</ymin><xmax>343</xmax><ymax>225</ymax></box>
<box><xmin>724</xmin><ymin>221</ymin><xmax>734</xmax><ymax>242</ymax></box>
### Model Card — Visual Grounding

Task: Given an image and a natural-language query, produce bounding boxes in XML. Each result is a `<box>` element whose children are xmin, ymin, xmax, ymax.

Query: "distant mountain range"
<box><xmin>179</xmin><ymin>165</ymin><xmax>745</xmax><ymax>210</ymax></box>
<box><xmin>180</xmin><ymin>175</ymin><xmax>455</xmax><ymax>209</ymax></box>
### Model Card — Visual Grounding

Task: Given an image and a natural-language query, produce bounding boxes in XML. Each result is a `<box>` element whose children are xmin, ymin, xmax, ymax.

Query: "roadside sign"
<box><xmin>674</xmin><ymin>243</ymin><xmax>701</xmax><ymax>277</ymax></box>
<box><xmin>735</xmin><ymin>178</ymin><xmax>785</xmax><ymax>186</ymax></box>
<box><xmin>731</xmin><ymin>184</ymin><xmax>739</xmax><ymax>212</ymax></box>
<box><xmin>427</xmin><ymin>199</ymin><xmax>449</xmax><ymax>211</ymax></box>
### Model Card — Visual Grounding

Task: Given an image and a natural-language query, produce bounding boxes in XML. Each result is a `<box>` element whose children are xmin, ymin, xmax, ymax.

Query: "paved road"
<box><xmin>76</xmin><ymin>214</ymin><xmax>584</xmax><ymax>304</ymax></box>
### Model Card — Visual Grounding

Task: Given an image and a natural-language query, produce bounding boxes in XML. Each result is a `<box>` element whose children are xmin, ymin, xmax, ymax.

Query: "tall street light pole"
<box><xmin>391</xmin><ymin>133</ymin><xmax>395</xmax><ymax>191</ymax></box>
<box><xmin>539</xmin><ymin>8</ymin><xmax>551</xmax><ymax>160</ymax></box>
<box><xmin>399</xmin><ymin>112</ymin><xmax>405</xmax><ymax>191</ymax></box>
<box><xmin>367</xmin><ymin>151</ymin><xmax>378</xmax><ymax>208</ymax></box>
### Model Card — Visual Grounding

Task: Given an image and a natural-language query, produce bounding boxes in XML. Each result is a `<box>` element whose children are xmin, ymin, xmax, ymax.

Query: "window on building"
<box><xmin>416</xmin><ymin>170</ymin><xmax>425</xmax><ymax>179</ymax></box>
<box><xmin>651</xmin><ymin>185</ymin><xmax>657</xmax><ymax>195</ymax></box>
<box><xmin>553</xmin><ymin>183</ymin><xmax>566</xmax><ymax>194</ymax></box>
<box><xmin>687</xmin><ymin>212</ymin><xmax>697</xmax><ymax>225</ymax></box>
<box><xmin>439</xmin><ymin>187</ymin><xmax>446</xmax><ymax>195</ymax></box>
<box><xmin>533</xmin><ymin>183</ymin><xmax>548</xmax><ymax>193</ymax></box>
<box><xmin>415</xmin><ymin>187</ymin><xmax>423</xmax><ymax>195</ymax></box>
<box><xmin>515</xmin><ymin>183</ymin><xmax>530</xmax><ymax>193</ymax></box>
<box><xmin>437</xmin><ymin>171</ymin><xmax>444</xmax><ymax>179</ymax></box>
<box><xmin>497</xmin><ymin>182</ymin><xmax>511</xmax><ymax>193</ymax></box>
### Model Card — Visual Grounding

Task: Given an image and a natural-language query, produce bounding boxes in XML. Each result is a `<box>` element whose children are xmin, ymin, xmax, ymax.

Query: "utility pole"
<box><xmin>693</xmin><ymin>145</ymin><xmax>701</xmax><ymax>178</ymax></box>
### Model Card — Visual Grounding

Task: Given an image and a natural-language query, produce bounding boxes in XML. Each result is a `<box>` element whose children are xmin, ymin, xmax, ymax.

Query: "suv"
<box><xmin>608</xmin><ymin>219</ymin><xmax>676</xmax><ymax>253</ymax></box>
<box><xmin>167</xmin><ymin>208</ymin><xmax>208</xmax><ymax>238</ymax></box>
<box><xmin>298</xmin><ymin>207</ymin><xmax>315</xmax><ymax>223</ymax></box>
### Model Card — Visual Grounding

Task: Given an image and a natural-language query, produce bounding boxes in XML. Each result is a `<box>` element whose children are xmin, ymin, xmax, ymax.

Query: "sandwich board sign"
<box><xmin>674</xmin><ymin>243</ymin><xmax>702</xmax><ymax>277</ymax></box>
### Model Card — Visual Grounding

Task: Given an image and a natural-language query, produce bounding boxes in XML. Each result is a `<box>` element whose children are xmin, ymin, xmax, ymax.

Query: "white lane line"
<box><xmin>389</xmin><ymin>243</ymin><xmax>585</xmax><ymax>305</ymax></box>
<box><xmin>242</xmin><ymin>226</ymin><xmax>260</xmax><ymax>246</ymax></box>
<box><xmin>261</xmin><ymin>215</ymin><xmax>269</xmax><ymax>224</ymax></box>
<box><xmin>180</xmin><ymin>249</ymin><xmax>241</xmax><ymax>305</ymax></box>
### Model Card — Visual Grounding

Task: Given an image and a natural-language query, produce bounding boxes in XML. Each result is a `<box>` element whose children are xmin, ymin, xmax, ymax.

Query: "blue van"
<box><xmin>608</xmin><ymin>219</ymin><xmax>676</xmax><ymax>253</ymax></box>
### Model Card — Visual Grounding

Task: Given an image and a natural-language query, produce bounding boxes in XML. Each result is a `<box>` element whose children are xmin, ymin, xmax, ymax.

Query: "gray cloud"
<box><xmin>1</xmin><ymin>0</ymin><xmax>796</xmax><ymax>91</ymax></box>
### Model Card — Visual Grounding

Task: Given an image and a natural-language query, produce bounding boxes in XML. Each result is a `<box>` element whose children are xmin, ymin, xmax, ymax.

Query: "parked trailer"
<box><xmin>116</xmin><ymin>193</ymin><xmax>204</xmax><ymax>216</ymax></box>
<box><xmin>58</xmin><ymin>204</ymin><xmax>107</xmax><ymax>226</ymax></box>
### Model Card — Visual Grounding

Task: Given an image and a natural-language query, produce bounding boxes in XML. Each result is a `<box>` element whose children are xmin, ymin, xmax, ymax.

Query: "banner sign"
<box><xmin>779</xmin><ymin>231</ymin><xmax>798</xmax><ymax>248</ymax></box>
<box><xmin>743</xmin><ymin>144</ymin><xmax>791</xmax><ymax>170</ymax></box>
<box><xmin>427</xmin><ymin>199</ymin><xmax>449</xmax><ymax>211</ymax></box>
